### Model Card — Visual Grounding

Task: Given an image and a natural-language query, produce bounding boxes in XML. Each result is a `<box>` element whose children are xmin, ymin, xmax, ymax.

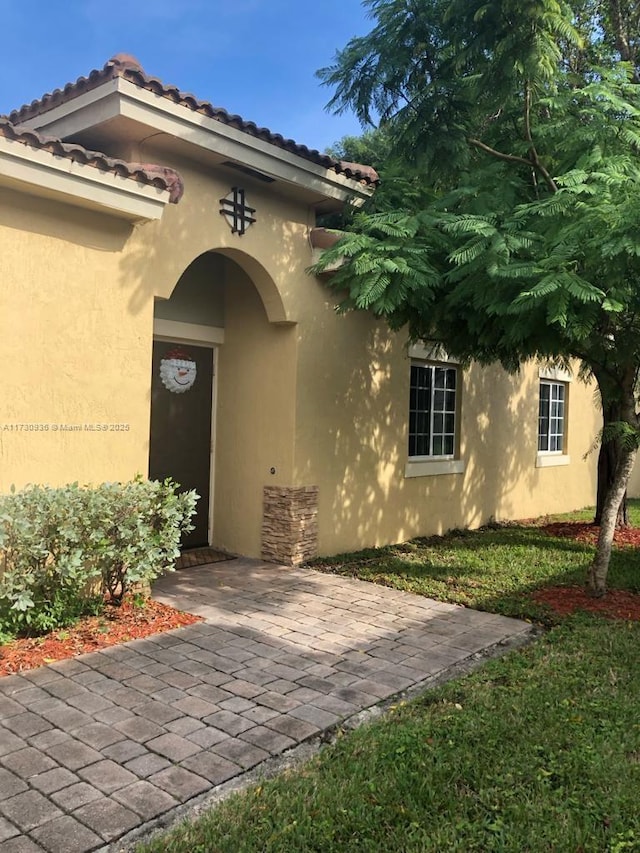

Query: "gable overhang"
<box><xmin>16</xmin><ymin>77</ymin><xmax>375</xmax><ymax>209</ymax></box>
<box><xmin>0</xmin><ymin>132</ymin><xmax>173</xmax><ymax>221</ymax></box>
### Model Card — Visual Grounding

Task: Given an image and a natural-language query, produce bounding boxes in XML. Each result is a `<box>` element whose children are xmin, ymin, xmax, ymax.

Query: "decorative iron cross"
<box><xmin>219</xmin><ymin>187</ymin><xmax>256</xmax><ymax>236</ymax></box>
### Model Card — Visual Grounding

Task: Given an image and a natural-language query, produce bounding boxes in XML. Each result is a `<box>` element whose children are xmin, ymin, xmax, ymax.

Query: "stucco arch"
<box><xmin>214</xmin><ymin>248</ymin><xmax>292</xmax><ymax>326</ymax></box>
<box><xmin>151</xmin><ymin>244</ymin><xmax>292</xmax><ymax>326</ymax></box>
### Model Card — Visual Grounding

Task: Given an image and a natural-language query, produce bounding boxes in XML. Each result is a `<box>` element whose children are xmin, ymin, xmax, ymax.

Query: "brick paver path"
<box><xmin>0</xmin><ymin>559</ymin><xmax>533</xmax><ymax>851</ymax></box>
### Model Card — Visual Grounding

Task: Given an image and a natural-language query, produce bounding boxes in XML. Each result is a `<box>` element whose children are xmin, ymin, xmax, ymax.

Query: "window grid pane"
<box><xmin>538</xmin><ymin>381</ymin><xmax>565</xmax><ymax>453</ymax></box>
<box><xmin>409</xmin><ymin>364</ymin><xmax>457</xmax><ymax>458</ymax></box>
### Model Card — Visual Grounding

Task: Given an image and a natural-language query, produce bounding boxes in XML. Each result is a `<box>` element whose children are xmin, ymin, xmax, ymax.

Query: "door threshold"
<box><xmin>175</xmin><ymin>547</ymin><xmax>235</xmax><ymax>570</ymax></box>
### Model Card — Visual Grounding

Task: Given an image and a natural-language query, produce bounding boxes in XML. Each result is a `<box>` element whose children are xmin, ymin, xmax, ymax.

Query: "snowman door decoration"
<box><xmin>159</xmin><ymin>348</ymin><xmax>197</xmax><ymax>394</ymax></box>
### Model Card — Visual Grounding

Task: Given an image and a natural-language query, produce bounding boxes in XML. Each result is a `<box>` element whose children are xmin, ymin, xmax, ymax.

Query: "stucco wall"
<box><xmin>0</xmin><ymin>155</ymin><xmax>311</xmax><ymax>557</ymax></box>
<box><xmin>0</xmin><ymin>188</ymin><xmax>153</xmax><ymax>489</ymax></box>
<box><xmin>117</xmin><ymin>156</ymin><xmax>312</xmax><ymax>325</ymax></box>
<box><xmin>213</xmin><ymin>260</ymin><xmax>297</xmax><ymax>556</ymax></box>
<box><xmin>128</xmin><ymin>156</ymin><xmax>310</xmax><ymax>556</ymax></box>
<box><xmin>628</xmin><ymin>459</ymin><xmax>640</xmax><ymax>498</ymax></box>
<box><xmin>154</xmin><ymin>252</ymin><xmax>225</xmax><ymax>327</ymax></box>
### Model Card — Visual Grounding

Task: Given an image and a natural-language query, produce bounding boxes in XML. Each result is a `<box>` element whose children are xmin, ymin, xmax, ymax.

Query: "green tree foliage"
<box><xmin>321</xmin><ymin>127</ymin><xmax>429</xmax><ymax>229</ymax></box>
<box><xmin>314</xmin><ymin>0</ymin><xmax>640</xmax><ymax>594</ymax></box>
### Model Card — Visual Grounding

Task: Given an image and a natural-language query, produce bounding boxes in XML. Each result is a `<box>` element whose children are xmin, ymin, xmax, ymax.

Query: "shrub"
<box><xmin>0</xmin><ymin>479</ymin><xmax>197</xmax><ymax>639</ymax></box>
<box><xmin>83</xmin><ymin>479</ymin><xmax>198</xmax><ymax>602</ymax></box>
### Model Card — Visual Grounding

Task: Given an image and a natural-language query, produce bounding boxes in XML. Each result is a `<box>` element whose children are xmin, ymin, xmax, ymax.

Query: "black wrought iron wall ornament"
<box><xmin>219</xmin><ymin>187</ymin><xmax>256</xmax><ymax>236</ymax></box>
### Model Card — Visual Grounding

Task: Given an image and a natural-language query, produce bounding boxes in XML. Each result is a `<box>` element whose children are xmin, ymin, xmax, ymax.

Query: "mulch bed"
<box><xmin>531</xmin><ymin>521</ymin><xmax>640</xmax><ymax>620</ymax></box>
<box><xmin>539</xmin><ymin>521</ymin><xmax>640</xmax><ymax>547</ymax></box>
<box><xmin>0</xmin><ymin>598</ymin><xmax>202</xmax><ymax>677</ymax></box>
<box><xmin>532</xmin><ymin>585</ymin><xmax>640</xmax><ymax>621</ymax></box>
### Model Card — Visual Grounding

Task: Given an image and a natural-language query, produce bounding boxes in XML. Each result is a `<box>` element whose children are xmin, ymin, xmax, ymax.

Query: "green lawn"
<box><xmin>138</xmin><ymin>507</ymin><xmax>640</xmax><ymax>853</ymax></box>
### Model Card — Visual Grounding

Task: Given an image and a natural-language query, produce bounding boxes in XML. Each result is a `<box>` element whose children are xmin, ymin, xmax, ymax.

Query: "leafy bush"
<box><xmin>83</xmin><ymin>479</ymin><xmax>198</xmax><ymax>602</ymax></box>
<box><xmin>0</xmin><ymin>479</ymin><xmax>197</xmax><ymax>639</ymax></box>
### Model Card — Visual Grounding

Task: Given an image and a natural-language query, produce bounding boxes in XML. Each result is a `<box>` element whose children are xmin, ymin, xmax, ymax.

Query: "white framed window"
<box><xmin>409</xmin><ymin>362</ymin><xmax>457</xmax><ymax>458</ymax></box>
<box><xmin>538</xmin><ymin>380</ymin><xmax>565</xmax><ymax>453</ymax></box>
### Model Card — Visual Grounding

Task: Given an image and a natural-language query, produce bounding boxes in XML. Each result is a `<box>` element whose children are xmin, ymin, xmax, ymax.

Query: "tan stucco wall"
<box><xmin>0</xmin><ymin>151</ymin><xmax>602</xmax><ymax>560</ymax></box>
<box><xmin>292</xmin><ymin>274</ymin><xmax>601</xmax><ymax>556</ymax></box>
<box><xmin>118</xmin><ymin>157</ymin><xmax>313</xmax><ymax>324</ymax></box>
<box><xmin>127</xmin><ymin>157</ymin><xmax>312</xmax><ymax>556</ymax></box>
<box><xmin>628</xmin><ymin>459</ymin><xmax>640</xmax><ymax>497</ymax></box>
<box><xmin>0</xmin><ymin>188</ymin><xmax>153</xmax><ymax>489</ymax></box>
<box><xmin>213</xmin><ymin>261</ymin><xmax>297</xmax><ymax>556</ymax></box>
<box><xmin>154</xmin><ymin>251</ymin><xmax>225</xmax><ymax>327</ymax></box>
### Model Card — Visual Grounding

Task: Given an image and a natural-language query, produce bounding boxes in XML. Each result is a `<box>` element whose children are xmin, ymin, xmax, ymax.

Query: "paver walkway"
<box><xmin>0</xmin><ymin>559</ymin><xmax>534</xmax><ymax>852</ymax></box>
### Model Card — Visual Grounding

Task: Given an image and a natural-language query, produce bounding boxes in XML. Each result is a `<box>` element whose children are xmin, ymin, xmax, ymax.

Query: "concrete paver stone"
<box><xmin>111</xmin><ymin>781</ymin><xmax>179</xmax><ymax>820</ymax></box>
<box><xmin>0</xmin><ymin>769</ymin><xmax>28</xmax><ymax>801</ymax></box>
<box><xmin>70</xmin><ymin>799</ymin><xmax>139</xmax><ymax>842</ymax></box>
<box><xmin>77</xmin><ymin>760</ymin><xmax>139</xmax><ymax>794</ymax></box>
<box><xmin>0</xmin><ymin>836</ymin><xmax>45</xmax><ymax>852</ymax></box>
<box><xmin>30</xmin><ymin>815</ymin><xmax>102</xmax><ymax>853</ymax></box>
<box><xmin>0</xmin><ymin>815</ymin><xmax>20</xmax><ymax>842</ymax></box>
<box><xmin>1</xmin><ymin>790</ymin><xmax>63</xmax><ymax>832</ymax></box>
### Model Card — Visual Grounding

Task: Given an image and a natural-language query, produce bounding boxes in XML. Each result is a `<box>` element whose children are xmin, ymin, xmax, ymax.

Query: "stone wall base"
<box><xmin>261</xmin><ymin>485</ymin><xmax>319</xmax><ymax>566</ymax></box>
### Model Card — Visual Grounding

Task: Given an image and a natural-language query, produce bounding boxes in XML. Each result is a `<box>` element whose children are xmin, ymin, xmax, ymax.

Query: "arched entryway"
<box><xmin>148</xmin><ymin>248</ymin><xmax>293</xmax><ymax>554</ymax></box>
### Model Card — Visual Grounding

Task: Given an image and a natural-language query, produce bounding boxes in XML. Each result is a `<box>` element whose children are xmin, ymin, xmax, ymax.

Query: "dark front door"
<box><xmin>149</xmin><ymin>341</ymin><xmax>213</xmax><ymax>549</ymax></box>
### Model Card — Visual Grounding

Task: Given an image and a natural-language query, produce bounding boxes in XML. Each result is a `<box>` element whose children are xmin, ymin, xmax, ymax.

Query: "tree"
<box><xmin>314</xmin><ymin>0</ymin><xmax>640</xmax><ymax>594</ymax></box>
<box><xmin>321</xmin><ymin>127</ymin><xmax>430</xmax><ymax>229</ymax></box>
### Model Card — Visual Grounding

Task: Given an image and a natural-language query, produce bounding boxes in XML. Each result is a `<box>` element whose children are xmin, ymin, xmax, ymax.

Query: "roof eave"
<box><xmin>17</xmin><ymin>77</ymin><xmax>375</xmax><ymax>207</ymax></box>
<box><xmin>0</xmin><ymin>133</ymin><xmax>173</xmax><ymax>221</ymax></box>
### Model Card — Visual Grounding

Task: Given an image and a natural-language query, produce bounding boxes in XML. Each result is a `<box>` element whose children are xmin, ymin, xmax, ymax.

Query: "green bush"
<box><xmin>83</xmin><ymin>479</ymin><xmax>198</xmax><ymax>602</ymax></box>
<box><xmin>0</xmin><ymin>479</ymin><xmax>197</xmax><ymax>640</ymax></box>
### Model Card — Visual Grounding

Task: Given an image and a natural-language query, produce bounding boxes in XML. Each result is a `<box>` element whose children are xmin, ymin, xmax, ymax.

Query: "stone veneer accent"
<box><xmin>261</xmin><ymin>485</ymin><xmax>319</xmax><ymax>566</ymax></box>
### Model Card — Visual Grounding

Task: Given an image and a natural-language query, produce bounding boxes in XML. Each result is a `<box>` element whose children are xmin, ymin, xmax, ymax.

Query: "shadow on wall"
<box><xmin>109</xmin><ymin>153</ymin><xmax>595</xmax><ymax>556</ymax></box>
<box><xmin>0</xmin><ymin>188</ymin><xmax>132</xmax><ymax>253</ymax></box>
<box><xmin>293</xmin><ymin>293</ymin><xmax>567</xmax><ymax>553</ymax></box>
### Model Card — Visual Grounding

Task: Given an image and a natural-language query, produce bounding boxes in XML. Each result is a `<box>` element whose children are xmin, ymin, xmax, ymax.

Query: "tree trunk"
<box><xmin>607</xmin><ymin>0</ymin><xmax>640</xmax><ymax>82</ymax></box>
<box><xmin>595</xmin><ymin>432</ymin><xmax>629</xmax><ymax>526</ymax></box>
<box><xmin>588</xmin><ymin>444</ymin><xmax>638</xmax><ymax>596</ymax></box>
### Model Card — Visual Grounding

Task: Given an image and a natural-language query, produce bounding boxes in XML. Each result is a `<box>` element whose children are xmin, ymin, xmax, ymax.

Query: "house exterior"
<box><xmin>0</xmin><ymin>55</ymin><xmax>601</xmax><ymax>564</ymax></box>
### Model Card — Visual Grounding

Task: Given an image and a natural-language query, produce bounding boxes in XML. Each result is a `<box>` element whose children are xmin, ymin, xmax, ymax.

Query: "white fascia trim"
<box><xmin>22</xmin><ymin>78</ymin><xmax>374</xmax><ymax>207</ymax></box>
<box><xmin>536</xmin><ymin>453</ymin><xmax>570</xmax><ymax>468</ymax></box>
<box><xmin>20</xmin><ymin>83</ymin><xmax>123</xmax><ymax>137</ymax></box>
<box><xmin>405</xmin><ymin>458</ymin><xmax>465</xmax><ymax>478</ymax></box>
<box><xmin>0</xmin><ymin>134</ymin><xmax>170</xmax><ymax>221</ymax></box>
<box><xmin>153</xmin><ymin>318</ymin><xmax>225</xmax><ymax>347</ymax></box>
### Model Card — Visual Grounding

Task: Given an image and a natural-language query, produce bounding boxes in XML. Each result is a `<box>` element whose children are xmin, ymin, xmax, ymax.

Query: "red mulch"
<box><xmin>530</xmin><ymin>521</ymin><xmax>640</xmax><ymax>619</ymax></box>
<box><xmin>0</xmin><ymin>598</ymin><xmax>202</xmax><ymax>677</ymax></box>
<box><xmin>532</xmin><ymin>585</ymin><xmax>640</xmax><ymax>621</ymax></box>
<box><xmin>539</xmin><ymin>521</ymin><xmax>640</xmax><ymax>547</ymax></box>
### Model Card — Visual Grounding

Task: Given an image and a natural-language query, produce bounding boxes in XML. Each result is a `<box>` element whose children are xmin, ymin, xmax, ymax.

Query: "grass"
<box><xmin>137</xmin><ymin>506</ymin><xmax>640</xmax><ymax>853</ymax></box>
<box><xmin>309</xmin><ymin>500</ymin><xmax>640</xmax><ymax>624</ymax></box>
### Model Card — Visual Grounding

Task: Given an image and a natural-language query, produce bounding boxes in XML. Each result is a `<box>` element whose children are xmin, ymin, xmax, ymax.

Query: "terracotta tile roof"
<box><xmin>0</xmin><ymin>117</ymin><xmax>184</xmax><ymax>202</ymax></box>
<box><xmin>6</xmin><ymin>54</ymin><xmax>379</xmax><ymax>187</ymax></box>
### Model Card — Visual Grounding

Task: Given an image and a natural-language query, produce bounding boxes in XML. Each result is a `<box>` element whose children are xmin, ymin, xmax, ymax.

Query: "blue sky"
<box><xmin>0</xmin><ymin>0</ymin><xmax>375</xmax><ymax>153</ymax></box>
